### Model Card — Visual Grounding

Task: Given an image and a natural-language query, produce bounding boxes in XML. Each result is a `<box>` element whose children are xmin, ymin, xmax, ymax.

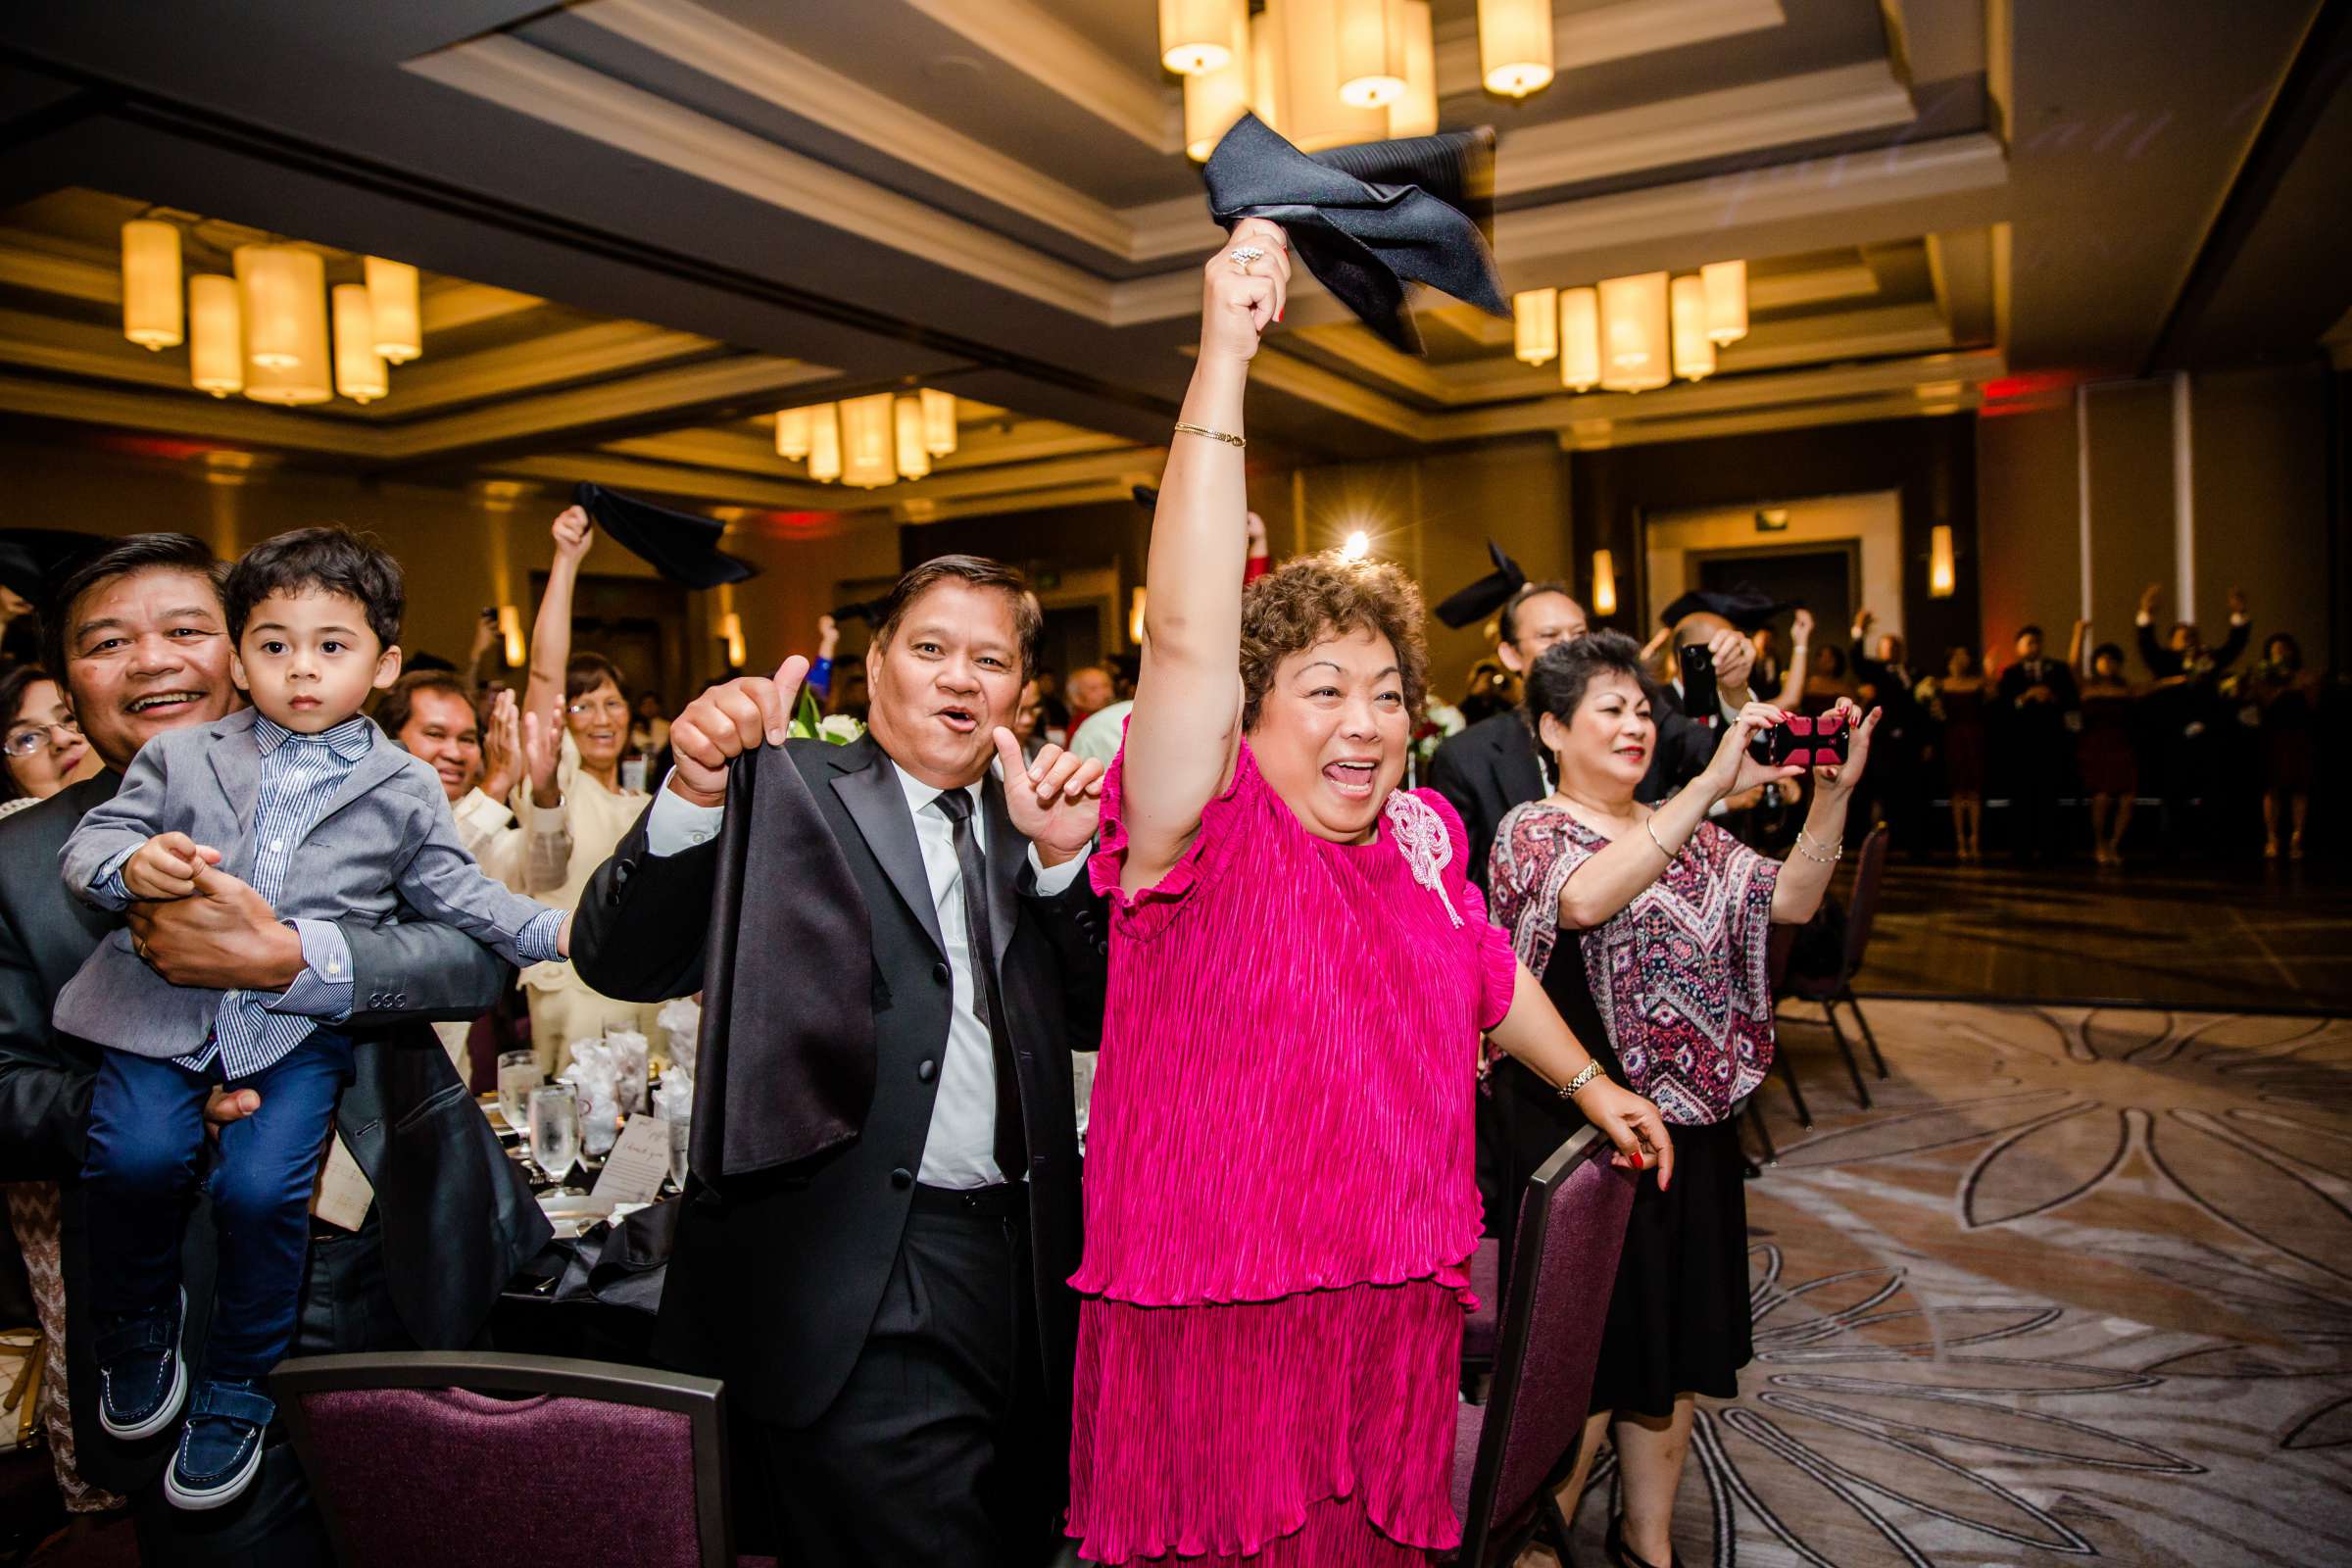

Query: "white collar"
<box><xmin>892</xmin><ymin>759</ymin><xmax>982</xmax><ymax>820</ymax></box>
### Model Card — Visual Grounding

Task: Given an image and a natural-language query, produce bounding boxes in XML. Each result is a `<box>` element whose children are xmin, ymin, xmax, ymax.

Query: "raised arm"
<box><xmin>1115</xmin><ymin>220</ymin><xmax>1290</xmax><ymax>893</ymax></box>
<box><xmin>1773</xmin><ymin>609</ymin><xmax>1813</xmax><ymax>710</ymax></box>
<box><xmin>2069</xmin><ymin>617</ymin><xmax>2090</xmax><ymax>674</ymax></box>
<box><xmin>519</xmin><ymin>505</ymin><xmax>596</xmax><ymax>783</ymax></box>
<box><xmin>1770</xmin><ymin>700</ymin><xmax>1879</xmax><ymax>924</ymax></box>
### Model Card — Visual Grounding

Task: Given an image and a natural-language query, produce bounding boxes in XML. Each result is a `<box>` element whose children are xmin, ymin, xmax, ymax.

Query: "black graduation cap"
<box><xmin>1433</xmin><ymin>539</ymin><xmax>1526</xmax><ymax>629</ymax></box>
<box><xmin>1657</xmin><ymin>585</ymin><xmax>1795</xmax><ymax>634</ymax></box>
<box><xmin>0</xmin><ymin>528</ymin><xmax>108</xmax><ymax>609</ymax></box>
<box><xmin>572</xmin><ymin>482</ymin><xmax>759</xmax><ymax>590</ymax></box>
<box><xmin>1201</xmin><ymin>113</ymin><xmax>1506</xmax><ymax>356</ymax></box>
<box><xmin>829</xmin><ymin>593</ymin><xmax>891</xmax><ymax>628</ymax></box>
<box><xmin>1131</xmin><ymin>484</ymin><xmax>1158</xmax><ymax>511</ymax></box>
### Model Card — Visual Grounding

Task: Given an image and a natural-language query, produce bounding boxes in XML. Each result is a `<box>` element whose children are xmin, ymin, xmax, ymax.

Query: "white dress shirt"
<box><xmin>643</xmin><ymin>759</ymin><xmax>1084</xmax><ymax>1188</ymax></box>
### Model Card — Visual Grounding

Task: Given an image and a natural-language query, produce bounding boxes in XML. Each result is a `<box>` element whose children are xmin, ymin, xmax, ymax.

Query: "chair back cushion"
<box><xmin>1842</xmin><ymin>824</ymin><xmax>1891</xmax><ymax>971</ymax></box>
<box><xmin>295</xmin><ymin>1385</ymin><xmax>703</xmax><ymax>1566</ymax></box>
<box><xmin>1479</xmin><ymin>1143</ymin><xmax>1637</xmax><ymax>1537</ymax></box>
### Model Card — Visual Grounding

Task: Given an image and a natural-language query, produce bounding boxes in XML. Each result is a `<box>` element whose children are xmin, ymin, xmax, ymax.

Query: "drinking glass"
<box><xmin>496</xmin><ymin>1052</ymin><xmax>539</xmax><ymax>1137</ymax></box>
<box><xmin>528</xmin><ymin>1084</ymin><xmax>581</xmax><ymax>1184</ymax></box>
<box><xmin>667</xmin><ymin>1111</ymin><xmax>692</xmax><ymax>1191</ymax></box>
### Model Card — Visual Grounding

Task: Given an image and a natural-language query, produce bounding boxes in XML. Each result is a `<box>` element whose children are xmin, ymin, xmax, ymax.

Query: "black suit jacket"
<box><xmin>568</xmin><ymin>734</ymin><xmax>1107</xmax><ymax>1430</ymax></box>
<box><xmin>0</xmin><ymin>771</ymin><xmax>548</xmax><ymax>1494</ymax></box>
<box><xmin>1428</xmin><ymin>703</ymin><xmax>1717</xmax><ymax>890</ymax></box>
<box><xmin>2137</xmin><ymin>617</ymin><xmax>2250</xmax><ymax>683</ymax></box>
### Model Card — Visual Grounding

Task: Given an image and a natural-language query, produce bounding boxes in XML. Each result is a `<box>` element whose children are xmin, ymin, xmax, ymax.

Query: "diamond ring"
<box><xmin>1227</xmin><ymin>245</ymin><xmax>1266</xmax><ymax>270</ymax></box>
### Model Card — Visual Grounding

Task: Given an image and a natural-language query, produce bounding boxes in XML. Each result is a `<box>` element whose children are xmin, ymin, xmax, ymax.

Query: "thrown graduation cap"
<box><xmin>0</xmin><ymin>528</ymin><xmax>108</xmax><ymax>608</ymax></box>
<box><xmin>1434</xmin><ymin>539</ymin><xmax>1527</xmax><ymax>629</ymax></box>
<box><xmin>1202</xmin><ymin>113</ymin><xmax>1506</xmax><ymax>356</ymax></box>
<box><xmin>1658</xmin><ymin>585</ymin><xmax>1795</xmax><ymax>634</ymax></box>
<box><xmin>572</xmin><ymin>482</ymin><xmax>759</xmax><ymax>589</ymax></box>
<box><xmin>1131</xmin><ymin>484</ymin><xmax>1159</xmax><ymax>511</ymax></box>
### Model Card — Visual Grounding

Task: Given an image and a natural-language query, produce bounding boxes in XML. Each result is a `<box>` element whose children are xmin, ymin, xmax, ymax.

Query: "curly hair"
<box><xmin>1240</xmin><ymin>554</ymin><xmax>1428</xmax><ymax>731</ymax></box>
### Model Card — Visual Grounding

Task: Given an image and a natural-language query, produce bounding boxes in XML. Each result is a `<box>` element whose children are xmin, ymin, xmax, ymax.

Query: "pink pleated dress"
<box><xmin>1070</xmin><ymin>741</ymin><xmax>1518</xmax><ymax>1566</ymax></box>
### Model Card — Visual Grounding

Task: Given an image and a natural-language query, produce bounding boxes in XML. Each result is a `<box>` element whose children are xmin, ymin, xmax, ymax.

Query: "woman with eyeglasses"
<box><xmin>511</xmin><ymin>506</ymin><xmax>663</xmax><ymax>1073</ymax></box>
<box><xmin>0</xmin><ymin>663</ymin><xmax>98</xmax><ymax>818</ymax></box>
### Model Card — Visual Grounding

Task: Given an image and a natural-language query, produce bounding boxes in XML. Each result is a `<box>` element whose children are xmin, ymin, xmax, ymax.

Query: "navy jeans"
<box><xmin>82</xmin><ymin>1034</ymin><xmax>356</xmax><ymax>1384</ymax></box>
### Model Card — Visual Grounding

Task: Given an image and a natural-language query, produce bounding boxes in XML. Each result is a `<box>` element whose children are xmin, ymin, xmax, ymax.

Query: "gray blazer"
<box><xmin>56</xmin><ymin>708</ymin><xmax>559</xmax><ymax>1057</ymax></box>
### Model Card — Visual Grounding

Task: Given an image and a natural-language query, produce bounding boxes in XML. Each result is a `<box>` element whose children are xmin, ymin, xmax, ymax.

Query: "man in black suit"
<box><xmin>2133</xmin><ymin>582</ymin><xmax>2251</xmax><ymax>851</ymax></box>
<box><xmin>0</xmin><ymin>533</ymin><xmax>543</xmax><ymax>1561</ymax></box>
<box><xmin>568</xmin><ymin>555</ymin><xmax>1107</xmax><ymax>1566</ymax></box>
<box><xmin>1993</xmin><ymin>623</ymin><xmax>2081</xmax><ymax>863</ymax></box>
<box><xmin>1428</xmin><ymin>582</ymin><xmax>1756</xmax><ymax>889</ymax></box>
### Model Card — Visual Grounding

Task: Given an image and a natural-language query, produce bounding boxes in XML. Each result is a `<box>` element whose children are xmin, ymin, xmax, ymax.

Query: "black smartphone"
<box><xmin>1748</xmin><ymin>710</ymin><xmax>1850</xmax><ymax>768</ymax></box>
<box><xmin>1678</xmin><ymin>643</ymin><xmax>1718</xmax><ymax>717</ymax></box>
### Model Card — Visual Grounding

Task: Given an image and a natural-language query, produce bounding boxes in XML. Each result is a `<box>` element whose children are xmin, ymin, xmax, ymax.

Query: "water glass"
<box><xmin>528</xmin><ymin>1084</ymin><xmax>581</xmax><ymax>1183</ymax></box>
<box><xmin>496</xmin><ymin>1051</ymin><xmax>539</xmax><ymax>1136</ymax></box>
<box><xmin>667</xmin><ymin>1111</ymin><xmax>693</xmax><ymax>1191</ymax></box>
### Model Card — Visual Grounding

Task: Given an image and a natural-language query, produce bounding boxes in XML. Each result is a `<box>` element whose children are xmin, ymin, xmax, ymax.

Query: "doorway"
<box><xmin>1694</xmin><ymin>545</ymin><xmax>1859</xmax><ymax>656</ymax></box>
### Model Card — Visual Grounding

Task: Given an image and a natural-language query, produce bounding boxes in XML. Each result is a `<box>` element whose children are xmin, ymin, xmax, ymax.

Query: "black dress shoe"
<box><xmin>1605</xmin><ymin>1515</ymin><xmax>1685</xmax><ymax>1568</ymax></box>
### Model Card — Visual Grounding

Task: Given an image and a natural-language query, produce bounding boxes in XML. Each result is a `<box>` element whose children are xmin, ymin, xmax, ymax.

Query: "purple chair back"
<box><xmin>1841</xmin><ymin>824</ymin><xmax>1890</xmax><ymax>976</ymax></box>
<box><xmin>1454</xmin><ymin>1126</ymin><xmax>1637</xmax><ymax>1564</ymax></box>
<box><xmin>272</xmin><ymin>1351</ymin><xmax>733</xmax><ymax>1568</ymax></box>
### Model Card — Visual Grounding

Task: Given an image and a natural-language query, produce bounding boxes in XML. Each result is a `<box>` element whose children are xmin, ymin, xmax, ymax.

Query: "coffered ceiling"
<box><xmin>0</xmin><ymin>0</ymin><xmax>2340</xmax><ymax>521</ymax></box>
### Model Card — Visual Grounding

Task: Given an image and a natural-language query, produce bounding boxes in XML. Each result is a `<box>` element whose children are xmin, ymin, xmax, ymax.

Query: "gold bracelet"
<box><xmin>1173</xmin><ymin>421</ymin><xmax>1245</xmax><ymax>448</ymax></box>
<box><xmin>1560</xmin><ymin>1060</ymin><xmax>1604</xmax><ymax>1100</ymax></box>
<box><xmin>1791</xmin><ymin>828</ymin><xmax>1843</xmax><ymax>864</ymax></box>
<box><xmin>1643</xmin><ymin>815</ymin><xmax>1677</xmax><ymax>861</ymax></box>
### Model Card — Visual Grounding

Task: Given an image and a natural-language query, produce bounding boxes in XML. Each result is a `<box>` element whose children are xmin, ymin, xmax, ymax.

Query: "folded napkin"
<box><xmin>1201</xmin><ymin>112</ymin><xmax>1506</xmax><ymax>355</ymax></box>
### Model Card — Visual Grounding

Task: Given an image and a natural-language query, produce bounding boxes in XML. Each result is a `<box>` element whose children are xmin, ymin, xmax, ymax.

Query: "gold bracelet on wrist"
<box><xmin>1792</xmin><ymin>828</ymin><xmax>1843</xmax><ymax>864</ymax></box>
<box><xmin>1173</xmin><ymin>421</ymin><xmax>1245</xmax><ymax>448</ymax></box>
<box><xmin>1561</xmin><ymin>1060</ymin><xmax>1605</xmax><ymax>1100</ymax></box>
<box><xmin>1643</xmin><ymin>815</ymin><xmax>1677</xmax><ymax>862</ymax></box>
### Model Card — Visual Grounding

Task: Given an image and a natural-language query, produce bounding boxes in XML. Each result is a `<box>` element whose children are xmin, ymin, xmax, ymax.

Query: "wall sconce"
<box><xmin>496</xmin><ymin>605</ymin><xmax>525</xmax><ymax>667</ymax></box>
<box><xmin>1591</xmin><ymin>549</ymin><xmax>1617</xmax><ymax>617</ymax></box>
<box><xmin>1129</xmin><ymin>587</ymin><xmax>1148</xmax><ymax>646</ymax></box>
<box><xmin>1929</xmin><ymin>524</ymin><xmax>1956</xmax><ymax>598</ymax></box>
<box><xmin>718</xmin><ymin>612</ymin><xmax>747</xmax><ymax>669</ymax></box>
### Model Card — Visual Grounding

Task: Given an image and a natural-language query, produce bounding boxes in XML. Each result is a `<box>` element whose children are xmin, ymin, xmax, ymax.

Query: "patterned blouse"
<box><xmin>1489</xmin><ymin>802</ymin><xmax>1779</xmax><ymax>1126</ymax></box>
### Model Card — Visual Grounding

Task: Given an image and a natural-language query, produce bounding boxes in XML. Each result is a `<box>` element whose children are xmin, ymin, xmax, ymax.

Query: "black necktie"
<box><xmin>932</xmin><ymin>789</ymin><xmax>1027</xmax><ymax>1182</ymax></box>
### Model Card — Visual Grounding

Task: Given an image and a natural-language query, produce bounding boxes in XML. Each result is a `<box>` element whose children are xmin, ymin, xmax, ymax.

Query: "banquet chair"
<box><xmin>273</xmin><ymin>1350</ymin><xmax>758</xmax><ymax>1568</ymax></box>
<box><xmin>1450</xmin><ymin>1126</ymin><xmax>1638</xmax><ymax>1566</ymax></box>
<box><xmin>1459</xmin><ymin>1235</ymin><xmax>1503</xmax><ymax>1385</ymax></box>
<box><xmin>1782</xmin><ymin>824</ymin><xmax>1892</xmax><ymax>1107</ymax></box>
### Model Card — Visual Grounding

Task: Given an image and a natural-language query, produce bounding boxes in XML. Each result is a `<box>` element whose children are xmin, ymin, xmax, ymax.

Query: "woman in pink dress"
<box><xmin>1065</xmin><ymin>222</ymin><xmax>1677</xmax><ymax>1566</ymax></box>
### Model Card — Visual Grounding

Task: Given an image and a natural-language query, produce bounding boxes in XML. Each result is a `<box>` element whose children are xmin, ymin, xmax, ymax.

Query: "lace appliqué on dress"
<box><xmin>1385</xmin><ymin>791</ymin><xmax>1462</xmax><ymax>928</ymax></box>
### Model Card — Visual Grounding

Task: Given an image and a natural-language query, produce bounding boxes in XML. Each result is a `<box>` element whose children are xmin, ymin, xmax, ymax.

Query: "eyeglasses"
<box><xmin>3</xmin><ymin>719</ymin><xmax>79</xmax><ymax>760</ymax></box>
<box><xmin>565</xmin><ymin>698</ymin><xmax>630</xmax><ymax>718</ymax></box>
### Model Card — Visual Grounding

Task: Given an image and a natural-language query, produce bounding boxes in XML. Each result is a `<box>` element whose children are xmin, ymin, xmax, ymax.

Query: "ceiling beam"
<box><xmin>419</xmin><ymin>280</ymin><xmax>545</xmax><ymax>333</ymax></box>
<box><xmin>1432</xmin><ymin>0</ymin><xmax>1788</xmax><ymax>96</ymax></box>
<box><xmin>0</xmin><ymin>236</ymin><xmax>119</xmax><ymax>303</ymax></box>
<box><xmin>898</xmin><ymin>0</ymin><xmax>1178</xmax><ymax>155</ymax></box>
<box><xmin>371</xmin><ymin>352</ymin><xmax>835</xmax><ymax>462</ymax></box>
<box><xmin>385</xmin><ymin>319</ymin><xmax>722</xmax><ymax>413</ymax></box>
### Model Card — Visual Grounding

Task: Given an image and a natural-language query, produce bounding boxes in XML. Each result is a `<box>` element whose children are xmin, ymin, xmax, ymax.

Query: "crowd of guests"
<box><xmin>0</xmin><ymin>214</ymin><xmax>2322</xmax><ymax>1568</ymax></box>
<box><xmin>1432</xmin><ymin>582</ymin><xmax>2333</xmax><ymax>868</ymax></box>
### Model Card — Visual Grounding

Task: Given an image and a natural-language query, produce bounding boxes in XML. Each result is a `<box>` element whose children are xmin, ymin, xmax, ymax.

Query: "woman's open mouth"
<box><xmin>1322</xmin><ymin>759</ymin><xmax>1378</xmax><ymax>799</ymax></box>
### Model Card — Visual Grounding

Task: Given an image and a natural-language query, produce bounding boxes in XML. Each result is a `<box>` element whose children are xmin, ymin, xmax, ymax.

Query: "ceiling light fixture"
<box><xmin>894</xmin><ymin>394</ymin><xmax>931</xmax><ymax>480</ymax></box>
<box><xmin>121</xmin><ymin>220</ymin><xmax>183</xmax><ymax>350</ymax></box>
<box><xmin>1477</xmin><ymin>0</ymin><xmax>1554</xmax><ymax>98</ymax></box>
<box><xmin>920</xmin><ymin>387</ymin><xmax>958</xmax><ymax>457</ymax></box>
<box><xmin>1700</xmin><ymin>260</ymin><xmax>1747</xmax><ymax>345</ymax></box>
<box><xmin>187</xmin><ymin>274</ymin><xmax>243</xmax><ymax>398</ymax></box>
<box><xmin>364</xmin><ymin>258</ymin><xmax>422</xmax><ymax>364</ymax></box>
<box><xmin>1669</xmin><ymin>273</ymin><xmax>1715</xmax><ymax>382</ymax></box>
<box><xmin>1597</xmin><ymin>271</ymin><xmax>1670</xmax><ymax>393</ymax></box>
<box><xmin>1591</xmin><ymin>549</ymin><xmax>1617</xmax><ymax>616</ymax></box>
<box><xmin>330</xmin><ymin>283</ymin><xmax>388</xmax><ymax>404</ymax></box>
<box><xmin>234</xmin><ymin>245</ymin><xmax>331</xmax><ymax>404</ymax></box>
<box><xmin>1158</xmin><ymin>0</ymin><xmax>1243</xmax><ymax>74</ymax></box>
<box><xmin>1512</xmin><ymin>286</ymin><xmax>1558</xmax><ymax>366</ymax></box>
<box><xmin>1559</xmin><ymin>286</ymin><xmax>1599</xmax><ymax>392</ymax></box>
<box><xmin>839</xmin><ymin>393</ymin><xmax>896</xmax><ymax>489</ymax></box>
<box><xmin>807</xmin><ymin>403</ymin><xmax>843</xmax><ymax>482</ymax></box>
<box><xmin>1336</xmin><ymin>0</ymin><xmax>1409</xmax><ymax>108</ymax></box>
<box><xmin>775</xmin><ymin>406</ymin><xmax>812</xmax><ymax>460</ymax></box>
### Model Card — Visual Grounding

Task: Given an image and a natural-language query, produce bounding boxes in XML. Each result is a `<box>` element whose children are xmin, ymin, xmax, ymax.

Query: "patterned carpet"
<box><xmin>1531</xmin><ymin>998</ymin><xmax>2352</xmax><ymax>1567</ymax></box>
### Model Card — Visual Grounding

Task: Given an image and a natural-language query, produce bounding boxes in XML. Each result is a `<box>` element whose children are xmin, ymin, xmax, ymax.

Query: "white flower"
<box><xmin>816</xmin><ymin>713</ymin><xmax>864</xmax><ymax>745</ymax></box>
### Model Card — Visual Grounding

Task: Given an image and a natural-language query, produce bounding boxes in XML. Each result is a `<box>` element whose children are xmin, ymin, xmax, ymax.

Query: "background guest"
<box><xmin>1850</xmin><ymin>610</ymin><xmax>1923</xmax><ymax>850</ymax></box>
<box><xmin>1488</xmin><ymin>631</ymin><xmax>1875</xmax><ymax>1568</ymax></box>
<box><xmin>1996</xmin><ymin>624</ymin><xmax>2079</xmax><ymax>864</ymax></box>
<box><xmin>1063</xmin><ymin>663</ymin><xmax>1114</xmax><ymax>742</ymax></box>
<box><xmin>1012</xmin><ymin>675</ymin><xmax>1049</xmax><ymax>761</ymax></box>
<box><xmin>0</xmin><ymin>662</ymin><xmax>98</xmax><ymax>817</ymax></box>
<box><xmin>1760</xmin><ymin>608</ymin><xmax>1813</xmax><ymax>710</ymax></box>
<box><xmin>1801</xmin><ymin>641</ymin><xmax>1857</xmax><ymax>711</ymax></box>
<box><xmin>513</xmin><ymin>505</ymin><xmax>661</xmax><ymax>1073</ymax></box>
<box><xmin>2136</xmin><ymin>582</ymin><xmax>2249</xmax><ymax>852</ymax></box>
<box><xmin>2244</xmin><ymin>632</ymin><xmax>2318</xmax><ymax>860</ymax></box>
<box><xmin>1927</xmin><ymin>647</ymin><xmax>1988</xmax><ymax>860</ymax></box>
<box><xmin>2071</xmin><ymin>622</ymin><xmax>2141</xmax><ymax>864</ymax></box>
<box><xmin>804</xmin><ymin>612</ymin><xmax>840</xmax><ymax>706</ymax></box>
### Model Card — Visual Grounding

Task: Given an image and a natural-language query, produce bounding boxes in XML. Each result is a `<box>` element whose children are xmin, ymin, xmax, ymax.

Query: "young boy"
<box><xmin>54</xmin><ymin>526</ymin><xmax>573</xmax><ymax>1510</ymax></box>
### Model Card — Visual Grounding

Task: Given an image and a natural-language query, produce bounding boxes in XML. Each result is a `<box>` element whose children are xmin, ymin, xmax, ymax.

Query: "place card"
<box><xmin>590</xmin><ymin>1114</ymin><xmax>670</xmax><ymax>1204</ymax></box>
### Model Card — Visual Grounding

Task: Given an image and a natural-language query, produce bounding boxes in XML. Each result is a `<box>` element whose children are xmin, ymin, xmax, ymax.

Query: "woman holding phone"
<box><xmin>1486</xmin><ymin>631</ymin><xmax>1876</xmax><ymax>1568</ymax></box>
